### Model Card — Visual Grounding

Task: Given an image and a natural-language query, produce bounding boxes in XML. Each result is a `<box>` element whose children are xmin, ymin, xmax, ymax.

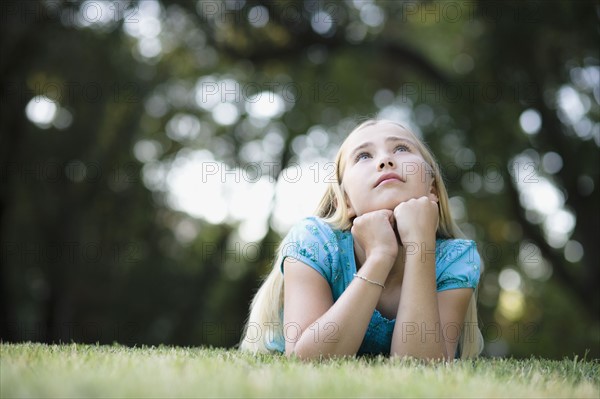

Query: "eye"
<box><xmin>394</xmin><ymin>144</ymin><xmax>411</xmax><ymax>153</ymax></box>
<box><xmin>354</xmin><ymin>151</ymin><xmax>371</xmax><ymax>162</ymax></box>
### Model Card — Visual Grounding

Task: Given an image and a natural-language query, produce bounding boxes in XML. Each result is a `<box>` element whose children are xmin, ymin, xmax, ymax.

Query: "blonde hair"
<box><xmin>240</xmin><ymin>119</ymin><xmax>483</xmax><ymax>358</ymax></box>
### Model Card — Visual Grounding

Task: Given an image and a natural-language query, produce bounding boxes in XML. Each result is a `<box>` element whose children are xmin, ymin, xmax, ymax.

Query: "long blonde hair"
<box><xmin>240</xmin><ymin>119</ymin><xmax>484</xmax><ymax>358</ymax></box>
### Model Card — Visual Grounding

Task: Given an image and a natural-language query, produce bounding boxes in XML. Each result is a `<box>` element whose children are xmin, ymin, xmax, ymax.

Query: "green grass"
<box><xmin>1</xmin><ymin>343</ymin><xmax>598</xmax><ymax>398</ymax></box>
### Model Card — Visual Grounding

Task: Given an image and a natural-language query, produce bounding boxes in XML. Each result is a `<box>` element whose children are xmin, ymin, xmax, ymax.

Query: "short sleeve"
<box><xmin>435</xmin><ymin>239</ymin><xmax>481</xmax><ymax>292</ymax></box>
<box><xmin>278</xmin><ymin>217</ymin><xmax>339</xmax><ymax>285</ymax></box>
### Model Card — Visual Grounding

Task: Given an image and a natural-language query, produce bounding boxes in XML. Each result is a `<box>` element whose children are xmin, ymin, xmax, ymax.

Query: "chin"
<box><xmin>385</xmin><ymin>193</ymin><xmax>424</xmax><ymax>209</ymax></box>
<box><xmin>382</xmin><ymin>196</ymin><xmax>411</xmax><ymax>209</ymax></box>
<box><xmin>364</xmin><ymin>199</ymin><xmax>404</xmax><ymax>213</ymax></box>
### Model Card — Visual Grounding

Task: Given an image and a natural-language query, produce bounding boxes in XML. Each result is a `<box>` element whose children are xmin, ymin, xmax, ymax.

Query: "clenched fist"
<box><xmin>393</xmin><ymin>195</ymin><xmax>439</xmax><ymax>244</ymax></box>
<box><xmin>351</xmin><ymin>209</ymin><xmax>398</xmax><ymax>265</ymax></box>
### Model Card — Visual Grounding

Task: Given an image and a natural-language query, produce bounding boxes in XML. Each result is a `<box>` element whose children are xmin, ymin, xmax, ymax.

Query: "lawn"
<box><xmin>1</xmin><ymin>343</ymin><xmax>598</xmax><ymax>398</ymax></box>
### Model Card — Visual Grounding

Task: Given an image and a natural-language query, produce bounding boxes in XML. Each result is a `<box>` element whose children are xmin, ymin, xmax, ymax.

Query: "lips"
<box><xmin>374</xmin><ymin>172</ymin><xmax>404</xmax><ymax>187</ymax></box>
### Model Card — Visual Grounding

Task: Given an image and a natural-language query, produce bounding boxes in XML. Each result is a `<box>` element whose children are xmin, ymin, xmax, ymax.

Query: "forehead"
<box><xmin>344</xmin><ymin>123</ymin><xmax>417</xmax><ymax>151</ymax></box>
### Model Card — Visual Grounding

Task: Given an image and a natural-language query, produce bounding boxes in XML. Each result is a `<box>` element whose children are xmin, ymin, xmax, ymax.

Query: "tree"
<box><xmin>1</xmin><ymin>0</ymin><xmax>597</xmax><ymax>358</ymax></box>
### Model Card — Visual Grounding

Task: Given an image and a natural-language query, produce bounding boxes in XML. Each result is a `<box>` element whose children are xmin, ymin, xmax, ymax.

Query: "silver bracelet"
<box><xmin>353</xmin><ymin>273</ymin><xmax>385</xmax><ymax>289</ymax></box>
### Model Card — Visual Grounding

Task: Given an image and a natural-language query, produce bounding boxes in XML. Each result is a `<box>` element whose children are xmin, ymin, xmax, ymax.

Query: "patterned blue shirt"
<box><xmin>268</xmin><ymin>216</ymin><xmax>480</xmax><ymax>355</ymax></box>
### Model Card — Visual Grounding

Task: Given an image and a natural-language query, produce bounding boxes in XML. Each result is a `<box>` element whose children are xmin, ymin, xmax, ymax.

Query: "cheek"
<box><xmin>408</xmin><ymin>179</ymin><xmax>431</xmax><ymax>196</ymax></box>
<box><xmin>402</xmin><ymin>160</ymin><xmax>432</xmax><ymax>183</ymax></box>
<box><xmin>343</xmin><ymin>184</ymin><xmax>367</xmax><ymax>214</ymax></box>
<box><xmin>399</xmin><ymin>156</ymin><xmax>425</xmax><ymax>173</ymax></box>
<box><xmin>343</xmin><ymin>186</ymin><xmax>361</xmax><ymax>210</ymax></box>
<box><xmin>341</xmin><ymin>170</ymin><xmax>360</xmax><ymax>196</ymax></box>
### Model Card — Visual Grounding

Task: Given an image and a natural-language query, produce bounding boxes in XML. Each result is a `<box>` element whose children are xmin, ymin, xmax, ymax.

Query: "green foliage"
<box><xmin>0</xmin><ymin>0</ymin><xmax>598</xmax><ymax>358</ymax></box>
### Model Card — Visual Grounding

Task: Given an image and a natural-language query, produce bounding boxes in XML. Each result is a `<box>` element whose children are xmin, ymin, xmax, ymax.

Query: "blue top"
<box><xmin>268</xmin><ymin>216</ymin><xmax>480</xmax><ymax>356</ymax></box>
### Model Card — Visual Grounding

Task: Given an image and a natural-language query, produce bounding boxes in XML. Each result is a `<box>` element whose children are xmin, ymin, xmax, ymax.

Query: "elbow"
<box><xmin>390</xmin><ymin>348</ymin><xmax>448</xmax><ymax>362</ymax></box>
<box><xmin>286</xmin><ymin>341</ymin><xmax>346</xmax><ymax>361</ymax></box>
<box><xmin>286</xmin><ymin>342</ymin><xmax>324</xmax><ymax>362</ymax></box>
<box><xmin>286</xmin><ymin>349</ymin><xmax>313</xmax><ymax>362</ymax></box>
<box><xmin>390</xmin><ymin>337</ymin><xmax>449</xmax><ymax>361</ymax></box>
<box><xmin>285</xmin><ymin>341</ymin><xmax>309</xmax><ymax>361</ymax></box>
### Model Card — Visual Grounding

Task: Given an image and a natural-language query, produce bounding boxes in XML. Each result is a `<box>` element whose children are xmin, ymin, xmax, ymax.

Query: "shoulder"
<box><xmin>435</xmin><ymin>239</ymin><xmax>481</xmax><ymax>292</ymax></box>
<box><xmin>291</xmin><ymin>216</ymin><xmax>337</xmax><ymax>238</ymax></box>
<box><xmin>282</xmin><ymin>216</ymin><xmax>339</xmax><ymax>250</ymax></box>
<box><xmin>279</xmin><ymin>217</ymin><xmax>343</xmax><ymax>280</ymax></box>
<box><xmin>436</xmin><ymin>239</ymin><xmax>480</xmax><ymax>264</ymax></box>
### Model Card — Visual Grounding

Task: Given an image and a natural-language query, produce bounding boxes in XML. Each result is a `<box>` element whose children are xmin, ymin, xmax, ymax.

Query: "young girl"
<box><xmin>240</xmin><ymin>119</ymin><xmax>483</xmax><ymax>360</ymax></box>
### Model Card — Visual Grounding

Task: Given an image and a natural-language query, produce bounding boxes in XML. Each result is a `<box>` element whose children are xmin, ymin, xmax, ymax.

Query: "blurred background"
<box><xmin>1</xmin><ymin>0</ymin><xmax>598</xmax><ymax>359</ymax></box>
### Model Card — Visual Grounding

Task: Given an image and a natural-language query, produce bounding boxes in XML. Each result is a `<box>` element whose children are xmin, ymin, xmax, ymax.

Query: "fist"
<box><xmin>393</xmin><ymin>196</ymin><xmax>439</xmax><ymax>244</ymax></box>
<box><xmin>351</xmin><ymin>209</ymin><xmax>398</xmax><ymax>262</ymax></box>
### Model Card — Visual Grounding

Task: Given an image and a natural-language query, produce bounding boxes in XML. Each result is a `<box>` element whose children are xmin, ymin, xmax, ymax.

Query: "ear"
<box><xmin>344</xmin><ymin>191</ymin><xmax>356</xmax><ymax>218</ymax></box>
<box><xmin>428</xmin><ymin>182</ymin><xmax>439</xmax><ymax>203</ymax></box>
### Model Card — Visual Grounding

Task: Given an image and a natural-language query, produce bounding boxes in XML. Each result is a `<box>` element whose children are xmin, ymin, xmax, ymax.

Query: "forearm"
<box><xmin>391</xmin><ymin>240</ymin><xmax>447</xmax><ymax>360</ymax></box>
<box><xmin>291</xmin><ymin>256</ymin><xmax>391</xmax><ymax>360</ymax></box>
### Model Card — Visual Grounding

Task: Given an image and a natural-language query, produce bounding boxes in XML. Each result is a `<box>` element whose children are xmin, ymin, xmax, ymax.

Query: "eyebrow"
<box><xmin>349</xmin><ymin>136</ymin><xmax>417</xmax><ymax>159</ymax></box>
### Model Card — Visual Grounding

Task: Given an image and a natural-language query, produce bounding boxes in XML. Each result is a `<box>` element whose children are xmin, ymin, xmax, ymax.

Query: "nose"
<box><xmin>377</xmin><ymin>156</ymin><xmax>395</xmax><ymax>171</ymax></box>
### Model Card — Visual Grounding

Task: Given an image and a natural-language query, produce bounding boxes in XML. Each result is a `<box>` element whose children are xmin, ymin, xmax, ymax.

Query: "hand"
<box><xmin>393</xmin><ymin>195</ymin><xmax>439</xmax><ymax>244</ymax></box>
<box><xmin>351</xmin><ymin>209</ymin><xmax>398</xmax><ymax>264</ymax></box>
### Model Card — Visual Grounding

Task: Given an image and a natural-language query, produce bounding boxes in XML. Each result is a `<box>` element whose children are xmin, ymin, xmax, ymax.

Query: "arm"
<box><xmin>437</xmin><ymin>288</ymin><xmax>474</xmax><ymax>358</ymax></box>
<box><xmin>391</xmin><ymin>237</ymin><xmax>447</xmax><ymax>360</ymax></box>
<box><xmin>390</xmin><ymin>255</ymin><xmax>473</xmax><ymax>360</ymax></box>
<box><xmin>391</xmin><ymin>196</ymin><xmax>454</xmax><ymax>360</ymax></box>
<box><xmin>283</xmin><ymin>254</ymin><xmax>392</xmax><ymax>360</ymax></box>
<box><xmin>284</xmin><ymin>209</ymin><xmax>398</xmax><ymax>360</ymax></box>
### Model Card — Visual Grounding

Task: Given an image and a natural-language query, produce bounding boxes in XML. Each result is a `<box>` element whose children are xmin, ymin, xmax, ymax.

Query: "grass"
<box><xmin>1</xmin><ymin>343</ymin><xmax>598</xmax><ymax>398</ymax></box>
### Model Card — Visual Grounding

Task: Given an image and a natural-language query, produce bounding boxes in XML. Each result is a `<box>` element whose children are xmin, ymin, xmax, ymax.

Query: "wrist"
<box><xmin>357</xmin><ymin>255</ymin><xmax>393</xmax><ymax>283</ymax></box>
<box><xmin>401</xmin><ymin>237</ymin><xmax>436</xmax><ymax>258</ymax></box>
<box><xmin>400</xmin><ymin>232</ymin><xmax>436</xmax><ymax>246</ymax></box>
<box><xmin>366</xmin><ymin>249</ymin><xmax>396</xmax><ymax>265</ymax></box>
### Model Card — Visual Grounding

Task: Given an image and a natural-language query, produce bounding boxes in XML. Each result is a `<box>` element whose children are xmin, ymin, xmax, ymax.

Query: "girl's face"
<box><xmin>341</xmin><ymin>123</ymin><xmax>437</xmax><ymax>218</ymax></box>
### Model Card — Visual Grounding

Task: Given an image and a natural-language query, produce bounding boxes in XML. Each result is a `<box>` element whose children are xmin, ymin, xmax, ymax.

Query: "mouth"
<box><xmin>374</xmin><ymin>173</ymin><xmax>404</xmax><ymax>187</ymax></box>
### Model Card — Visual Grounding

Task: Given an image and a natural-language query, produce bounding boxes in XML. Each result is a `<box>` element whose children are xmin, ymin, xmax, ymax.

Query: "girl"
<box><xmin>240</xmin><ymin>119</ymin><xmax>483</xmax><ymax>360</ymax></box>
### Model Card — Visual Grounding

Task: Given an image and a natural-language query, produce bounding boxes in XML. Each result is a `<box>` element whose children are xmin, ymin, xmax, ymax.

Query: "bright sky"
<box><xmin>163</xmin><ymin>153</ymin><xmax>329</xmax><ymax>241</ymax></box>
